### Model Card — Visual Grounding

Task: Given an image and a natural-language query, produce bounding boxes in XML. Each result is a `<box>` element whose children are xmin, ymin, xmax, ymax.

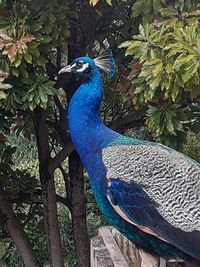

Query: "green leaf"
<box><xmin>171</xmin><ymin>83</ymin><xmax>179</xmax><ymax>101</ymax></box>
<box><xmin>165</xmin><ymin>112</ymin><xmax>174</xmax><ymax>133</ymax></box>
<box><xmin>31</xmin><ymin>22</ymin><xmax>42</xmax><ymax>32</ymax></box>
<box><xmin>41</xmin><ymin>36</ymin><xmax>52</xmax><ymax>44</ymax></box>
<box><xmin>24</xmin><ymin>53</ymin><xmax>32</xmax><ymax>64</ymax></box>
<box><xmin>14</xmin><ymin>53</ymin><xmax>22</xmax><ymax>67</ymax></box>
<box><xmin>27</xmin><ymin>42</ymin><xmax>39</xmax><ymax>50</ymax></box>
<box><xmin>32</xmin><ymin>48</ymin><xmax>40</xmax><ymax>58</ymax></box>
<box><xmin>0</xmin><ymin>83</ymin><xmax>12</xmax><ymax>90</ymax></box>
<box><xmin>139</xmin><ymin>24</ymin><xmax>145</xmax><ymax>39</ymax></box>
<box><xmin>10</xmin><ymin>68</ymin><xmax>19</xmax><ymax>77</ymax></box>
<box><xmin>29</xmin><ymin>101</ymin><xmax>36</xmax><ymax>111</ymax></box>
<box><xmin>118</xmin><ymin>41</ymin><xmax>131</xmax><ymax>48</ymax></box>
<box><xmin>0</xmin><ymin>90</ymin><xmax>6</xmax><ymax>99</ymax></box>
<box><xmin>36</xmin><ymin>56</ymin><xmax>47</xmax><ymax>67</ymax></box>
<box><xmin>166</xmin><ymin>134</ymin><xmax>177</xmax><ymax>148</ymax></box>
<box><xmin>152</xmin><ymin>63</ymin><xmax>163</xmax><ymax>77</ymax></box>
<box><xmin>132</xmin><ymin>0</ymin><xmax>142</xmax><ymax>17</ymax></box>
<box><xmin>149</xmin><ymin>73</ymin><xmax>162</xmax><ymax>90</ymax></box>
<box><xmin>39</xmin><ymin>87</ymin><xmax>48</xmax><ymax>103</ymax></box>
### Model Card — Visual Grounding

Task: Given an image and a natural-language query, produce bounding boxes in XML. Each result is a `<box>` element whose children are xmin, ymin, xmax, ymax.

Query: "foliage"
<box><xmin>26</xmin><ymin>214</ymin><xmax>48</xmax><ymax>265</ymax></box>
<box><xmin>58</xmin><ymin>206</ymin><xmax>75</xmax><ymax>267</ymax></box>
<box><xmin>1</xmin><ymin>244</ymin><xmax>22</xmax><ymax>267</ymax></box>
<box><xmin>0</xmin><ymin>0</ymin><xmax>70</xmax><ymax>114</ymax></box>
<box><xmin>183</xmin><ymin>131</ymin><xmax>200</xmax><ymax>163</ymax></box>
<box><xmin>120</xmin><ymin>0</ymin><xmax>200</xmax><ymax>148</ymax></box>
<box><xmin>0</xmin><ymin>70</ymin><xmax>12</xmax><ymax>102</ymax></box>
<box><xmin>0</xmin><ymin>140</ymin><xmax>44</xmax><ymax>266</ymax></box>
<box><xmin>122</xmin><ymin>22</ymin><xmax>200</xmax><ymax>103</ymax></box>
<box><xmin>131</xmin><ymin>0</ymin><xmax>200</xmax><ymax>23</ymax></box>
<box><xmin>132</xmin><ymin>0</ymin><xmax>166</xmax><ymax>24</ymax></box>
<box><xmin>0</xmin><ymin>133</ymin><xmax>48</xmax><ymax>266</ymax></box>
<box><xmin>146</xmin><ymin>102</ymin><xmax>187</xmax><ymax>147</ymax></box>
<box><xmin>0</xmin><ymin>30</ymin><xmax>35</xmax><ymax>65</ymax></box>
<box><xmin>0</xmin><ymin>146</ymin><xmax>37</xmax><ymax>202</ymax></box>
<box><xmin>0</xmin><ymin>243</ymin><xmax>8</xmax><ymax>267</ymax></box>
<box><xmin>2</xmin><ymin>212</ymin><xmax>48</xmax><ymax>267</ymax></box>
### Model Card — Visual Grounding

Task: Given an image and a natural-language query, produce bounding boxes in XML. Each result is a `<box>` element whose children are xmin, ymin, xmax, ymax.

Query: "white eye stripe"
<box><xmin>76</xmin><ymin>63</ymin><xmax>89</xmax><ymax>72</ymax></box>
<box><xmin>70</xmin><ymin>63</ymin><xmax>77</xmax><ymax>68</ymax></box>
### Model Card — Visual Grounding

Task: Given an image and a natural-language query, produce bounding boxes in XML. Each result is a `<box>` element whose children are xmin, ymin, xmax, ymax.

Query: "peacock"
<box><xmin>59</xmin><ymin>50</ymin><xmax>200</xmax><ymax>267</ymax></box>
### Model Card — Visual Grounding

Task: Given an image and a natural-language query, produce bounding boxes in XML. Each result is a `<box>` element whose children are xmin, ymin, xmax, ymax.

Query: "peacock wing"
<box><xmin>102</xmin><ymin>143</ymin><xmax>200</xmax><ymax>260</ymax></box>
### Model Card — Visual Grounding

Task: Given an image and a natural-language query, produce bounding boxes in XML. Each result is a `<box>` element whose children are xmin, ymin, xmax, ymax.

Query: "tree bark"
<box><xmin>0</xmin><ymin>185</ymin><xmax>39</xmax><ymax>267</ymax></box>
<box><xmin>34</xmin><ymin>108</ymin><xmax>64</xmax><ymax>267</ymax></box>
<box><xmin>69</xmin><ymin>151</ymin><xmax>90</xmax><ymax>267</ymax></box>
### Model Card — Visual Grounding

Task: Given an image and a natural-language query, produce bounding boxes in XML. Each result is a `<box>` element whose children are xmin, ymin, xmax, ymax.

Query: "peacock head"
<box><xmin>58</xmin><ymin>49</ymin><xmax>115</xmax><ymax>80</ymax></box>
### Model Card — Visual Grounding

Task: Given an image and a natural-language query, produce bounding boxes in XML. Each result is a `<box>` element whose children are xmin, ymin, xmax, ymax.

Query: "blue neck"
<box><xmin>68</xmin><ymin>68</ymin><xmax>119</xmax><ymax>172</ymax></box>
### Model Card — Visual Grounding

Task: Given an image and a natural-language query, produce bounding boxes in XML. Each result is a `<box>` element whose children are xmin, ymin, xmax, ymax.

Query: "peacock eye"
<box><xmin>76</xmin><ymin>62</ymin><xmax>83</xmax><ymax>68</ymax></box>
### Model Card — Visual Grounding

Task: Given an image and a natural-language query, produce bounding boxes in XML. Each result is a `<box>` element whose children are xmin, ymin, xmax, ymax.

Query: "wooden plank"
<box><xmin>98</xmin><ymin>227</ymin><xmax>129</xmax><ymax>267</ymax></box>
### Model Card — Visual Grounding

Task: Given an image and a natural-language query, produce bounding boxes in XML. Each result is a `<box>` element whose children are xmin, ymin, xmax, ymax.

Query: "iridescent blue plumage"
<box><xmin>59</xmin><ymin>52</ymin><xmax>200</xmax><ymax>266</ymax></box>
<box><xmin>107</xmin><ymin>50</ymin><xmax>115</xmax><ymax>79</ymax></box>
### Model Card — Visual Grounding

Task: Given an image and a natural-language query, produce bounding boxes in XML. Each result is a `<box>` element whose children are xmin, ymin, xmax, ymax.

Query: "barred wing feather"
<box><xmin>102</xmin><ymin>144</ymin><xmax>200</xmax><ymax>260</ymax></box>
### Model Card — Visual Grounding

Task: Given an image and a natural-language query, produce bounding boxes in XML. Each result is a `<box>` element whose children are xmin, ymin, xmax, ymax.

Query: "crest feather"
<box><xmin>94</xmin><ymin>49</ymin><xmax>115</xmax><ymax>79</ymax></box>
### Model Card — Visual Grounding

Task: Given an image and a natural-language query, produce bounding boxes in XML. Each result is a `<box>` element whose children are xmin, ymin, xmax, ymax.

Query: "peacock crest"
<box><xmin>94</xmin><ymin>49</ymin><xmax>115</xmax><ymax>79</ymax></box>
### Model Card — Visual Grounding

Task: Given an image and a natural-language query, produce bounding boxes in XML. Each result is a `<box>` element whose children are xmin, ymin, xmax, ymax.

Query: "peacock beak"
<box><xmin>58</xmin><ymin>65</ymin><xmax>72</xmax><ymax>74</ymax></box>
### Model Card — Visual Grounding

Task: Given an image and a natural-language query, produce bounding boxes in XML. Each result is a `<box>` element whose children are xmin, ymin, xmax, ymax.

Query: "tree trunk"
<box><xmin>69</xmin><ymin>151</ymin><xmax>90</xmax><ymax>267</ymax></box>
<box><xmin>63</xmin><ymin>5</ymin><xmax>95</xmax><ymax>267</ymax></box>
<box><xmin>34</xmin><ymin>108</ymin><xmax>64</xmax><ymax>267</ymax></box>
<box><xmin>66</xmin><ymin>72</ymin><xmax>90</xmax><ymax>267</ymax></box>
<box><xmin>0</xmin><ymin>185</ymin><xmax>39</xmax><ymax>267</ymax></box>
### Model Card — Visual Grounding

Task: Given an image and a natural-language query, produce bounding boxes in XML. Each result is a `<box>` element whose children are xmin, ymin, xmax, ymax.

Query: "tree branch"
<box><xmin>0</xmin><ymin>185</ymin><xmax>39</xmax><ymax>267</ymax></box>
<box><xmin>22</xmin><ymin>203</ymin><xmax>35</xmax><ymax>226</ymax></box>
<box><xmin>56</xmin><ymin>46</ymin><xmax>62</xmax><ymax>69</ymax></box>
<box><xmin>109</xmin><ymin>109</ymin><xmax>146</xmax><ymax>132</ymax></box>
<box><xmin>48</xmin><ymin>139</ymin><xmax>74</xmax><ymax>173</ymax></box>
<box><xmin>33</xmin><ymin>108</ymin><xmax>64</xmax><ymax>267</ymax></box>
<box><xmin>59</xmin><ymin>166</ymin><xmax>71</xmax><ymax>200</ymax></box>
<box><xmin>56</xmin><ymin>195</ymin><xmax>71</xmax><ymax>211</ymax></box>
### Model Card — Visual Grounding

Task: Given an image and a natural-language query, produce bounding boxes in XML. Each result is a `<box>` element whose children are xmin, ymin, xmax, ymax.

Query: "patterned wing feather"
<box><xmin>102</xmin><ymin>144</ymin><xmax>200</xmax><ymax>260</ymax></box>
<box><xmin>102</xmin><ymin>144</ymin><xmax>200</xmax><ymax>232</ymax></box>
<box><xmin>107</xmin><ymin>179</ymin><xmax>200</xmax><ymax>261</ymax></box>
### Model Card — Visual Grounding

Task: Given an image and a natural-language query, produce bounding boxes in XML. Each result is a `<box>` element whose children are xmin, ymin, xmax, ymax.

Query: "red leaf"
<box><xmin>0</xmin><ymin>31</ymin><xmax>12</xmax><ymax>40</ymax></box>
<box><xmin>16</xmin><ymin>40</ymin><xmax>25</xmax><ymax>49</ymax></box>
<box><xmin>0</xmin><ymin>39</ymin><xmax>10</xmax><ymax>50</ymax></box>
<box><xmin>128</xmin><ymin>62</ymin><xmax>142</xmax><ymax>78</ymax></box>
<box><xmin>120</xmin><ymin>70</ymin><xmax>130</xmax><ymax>77</ymax></box>
<box><xmin>0</xmin><ymin>134</ymin><xmax>7</xmax><ymax>142</ymax></box>
<box><xmin>8</xmin><ymin>44</ymin><xmax>17</xmax><ymax>62</ymax></box>
<box><xmin>23</xmin><ymin>34</ymin><xmax>35</xmax><ymax>43</ymax></box>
